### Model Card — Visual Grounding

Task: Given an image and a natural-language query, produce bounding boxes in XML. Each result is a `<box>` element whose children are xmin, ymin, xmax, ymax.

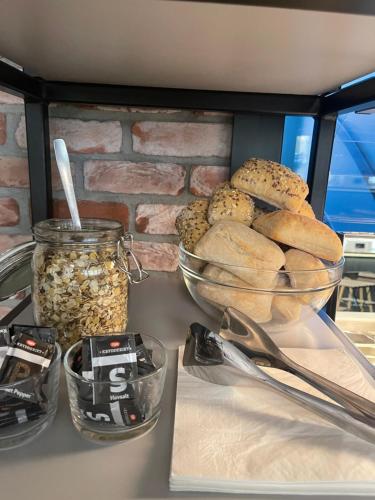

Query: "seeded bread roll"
<box><xmin>231</xmin><ymin>158</ymin><xmax>308</xmax><ymax>212</ymax></box>
<box><xmin>253</xmin><ymin>210</ymin><xmax>343</xmax><ymax>262</ymax></box>
<box><xmin>284</xmin><ymin>249</ymin><xmax>331</xmax><ymax>304</ymax></box>
<box><xmin>208</xmin><ymin>183</ymin><xmax>254</xmax><ymax>225</ymax></box>
<box><xmin>297</xmin><ymin>200</ymin><xmax>315</xmax><ymax>219</ymax></box>
<box><xmin>198</xmin><ymin>264</ymin><xmax>272</xmax><ymax>323</ymax></box>
<box><xmin>175</xmin><ymin>199</ymin><xmax>210</xmax><ymax>252</ymax></box>
<box><xmin>252</xmin><ymin>205</ymin><xmax>273</xmax><ymax>224</ymax></box>
<box><xmin>271</xmin><ymin>276</ymin><xmax>302</xmax><ymax>323</ymax></box>
<box><xmin>194</xmin><ymin>220</ymin><xmax>285</xmax><ymax>288</ymax></box>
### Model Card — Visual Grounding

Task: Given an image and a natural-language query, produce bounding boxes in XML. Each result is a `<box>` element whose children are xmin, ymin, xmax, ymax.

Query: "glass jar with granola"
<box><xmin>32</xmin><ymin>219</ymin><xmax>148</xmax><ymax>351</ymax></box>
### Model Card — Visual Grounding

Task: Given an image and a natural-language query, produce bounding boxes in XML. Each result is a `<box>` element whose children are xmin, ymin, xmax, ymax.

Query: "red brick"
<box><xmin>0</xmin><ymin>91</ymin><xmax>23</xmax><ymax>104</ymax></box>
<box><xmin>92</xmin><ymin>105</ymin><xmax>129</xmax><ymax>112</ymax></box>
<box><xmin>50</xmin><ymin>103</ymin><xmax>130</xmax><ymax>112</ymax></box>
<box><xmin>16</xmin><ymin>117</ymin><xmax>122</xmax><ymax>153</ymax></box>
<box><xmin>0</xmin><ymin>113</ymin><xmax>6</xmax><ymax>145</ymax></box>
<box><xmin>190</xmin><ymin>165</ymin><xmax>230</xmax><ymax>196</ymax></box>
<box><xmin>131</xmin><ymin>241</ymin><xmax>179</xmax><ymax>272</ymax></box>
<box><xmin>132</xmin><ymin>122</ymin><xmax>231</xmax><ymax>157</ymax></box>
<box><xmin>0</xmin><ymin>157</ymin><xmax>28</xmax><ymax>187</ymax></box>
<box><xmin>84</xmin><ymin>160</ymin><xmax>185</xmax><ymax>196</ymax></box>
<box><xmin>136</xmin><ymin>204</ymin><xmax>185</xmax><ymax>235</ymax></box>
<box><xmin>128</xmin><ymin>107</ymin><xmax>180</xmax><ymax>114</ymax></box>
<box><xmin>78</xmin><ymin>105</ymin><xmax>181</xmax><ymax>113</ymax></box>
<box><xmin>193</xmin><ymin>110</ymin><xmax>233</xmax><ymax>117</ymax></box>
<box><xmin>0</xmin><ymin>234</ymin><xmax>31</xmax><ymax>252</ymax></box>
<box><xmin>0</xmin><ymin>157</ymin><xmax>75</xmax><ymax>190</ymax></box>
<box><xmin>53</xmin><ymin>200</ymin><xmax>129</xmax><ymax>229</ymax></box>
<box><xmin>0</xmin><ymin>306</ymin><xmax>11</xmax><ymax>320</ymax></box>
<box><xmin>0</xmin><ymin>198</ymin><xmax>20</xmax><ymax>226</ymax></box>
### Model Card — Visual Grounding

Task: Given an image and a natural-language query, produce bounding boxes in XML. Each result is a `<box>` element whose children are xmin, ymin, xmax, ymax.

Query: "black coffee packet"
<box><xmin>81</xmin><ymin>337</ymin><xmax>92</xmax><ymax>379</ymax></box>
<box><xmin>0</xmin><ymin>403</ymin><xmax>45</xmax><ymax>429</ymax></box>
<box><xmin>0</xmin><ymin>327</ymin><xmax>10</xmax><ymax>370</ymax></box>
<box><xmin>10</xmin><ymin>325</ymin><xmax>57</xmax><ymax>387</ymax></box>
<box><xmin>78</xmin><ymin>398</ymin><xmax>144</xmax><ymax>427</ymax></box>
<box><xmin>76</xmin><ymin>337</ymin><xmax>93</xmax><ymax>401</ymax></box>
<box><xmin>72</xmin><ymin>349</ymin><xmax>83</xmax><ymax>374</ymax></box>
<box><xmin>0</xmin><ymin>391</ymin><xmax>47</xmax><ymax>428</ymax></box>
<box><xmin>0</xmin><ymin>332</ymin><xmax>55</xmax><ymax>404</ymax></box>
<box><xmin>11</xmin><ymin>325</ymin><xmax>57</xmax><ymax>345</ymax></box>
<box><xmin>135</xmin><ymin>334</ymin><xmax>156</xmax><ymax>376</ymax></box>
<box><xmin>89</xmin><ymin>335</ymin><xmax>138</xmax><ymax>405</ymax></box>
<box><xmin>72</xmin><ymin>333</ymin><xmax>155</xmax><ymax>428</ymax></box>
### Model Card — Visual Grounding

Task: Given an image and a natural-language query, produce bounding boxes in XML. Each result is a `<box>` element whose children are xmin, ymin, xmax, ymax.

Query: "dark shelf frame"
<box><xmin>170</xmin><ymin>1</ymin><xmax>375</xmax><ymax>16</ymax></box>
<box><xmin>0</xmin><ymin>59</ymin><xmax>374</xmax><ymax>320</ymax></box>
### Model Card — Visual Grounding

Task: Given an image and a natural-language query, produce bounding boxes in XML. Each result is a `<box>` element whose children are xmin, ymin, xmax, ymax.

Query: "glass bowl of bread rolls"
<box><xmin>176</xmin><ymin>159</ymin><xmax>344</xmax><ymax>330</ymax></box>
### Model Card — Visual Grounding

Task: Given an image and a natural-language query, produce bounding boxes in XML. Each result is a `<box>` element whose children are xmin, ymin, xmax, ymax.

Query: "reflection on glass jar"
<box><xmin>32</xmin><ymin>219</ymin><xmax>130</xmax><ymax>351</ymax></box>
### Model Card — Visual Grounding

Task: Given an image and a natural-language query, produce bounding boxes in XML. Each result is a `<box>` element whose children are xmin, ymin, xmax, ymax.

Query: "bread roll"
<box><xmin>253</xmin><ymin>210</ymin><xmax>343</xmax><ymax>262</ymax></box>
<box><xmin>208</xmin><ymin>183</ymin><xmax>254</xmax><ymax>225</ymax></box>
<box><xmin>231</xmin><ymin>158</ymin><xmax>308</xmax><ymax>212</ymax></box>
<box><xmin>271</xmin><ymin>275</ymin><xmax>301</xmax><ymax>322</ymax></box>
<box><xmin>175</xmin><ymin>199</ymin><xmax>210</xmax><ymax>252</ymax></box>
<box><xmin>253</xmin><ymin>205</ymin><xmax>272</xmax><ymax>221</ymax></box>
<box><xmin>284</xmin><ymin>249</ymin><xmax>331</xmax><ymax>304</ymax></box>
<box><xmin>272</xmin><ymin>295</ymin><xmax>302</xmax><ymax>323</ymax></box>
<box><xmin>297</xmin><ymin>200</ymin><xmax>315</xmax><ymax>219</ymax></box>
<box><xmin>194</xmin><ymin>220</ymin><xmax>285</xmax><ymax>288</ymax></box>
<box><xmin>198</xmin><ymin>265</ymin><xmax>272</xmax><ymax>323</ymax></box>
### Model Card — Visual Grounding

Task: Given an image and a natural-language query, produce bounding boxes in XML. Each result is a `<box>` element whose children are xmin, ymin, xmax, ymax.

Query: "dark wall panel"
<box><xmin>230</xmin><ymin>113</ymin><xmax>285</xmax><ymax>174</ymax></box>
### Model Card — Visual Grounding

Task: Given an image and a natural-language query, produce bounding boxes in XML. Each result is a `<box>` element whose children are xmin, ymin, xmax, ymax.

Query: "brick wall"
<box><xmin>0</xmin><ymin>90</ymin><xmax>233</xmax><ymax>272</ymax></box>
<box><xmin>0</xmin><ymin>91</ymin><xmax>32</xmax><ymax>253</ymax></box>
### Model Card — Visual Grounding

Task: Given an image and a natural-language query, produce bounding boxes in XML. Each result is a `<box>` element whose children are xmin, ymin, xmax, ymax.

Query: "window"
<box><xmin>281</xmin><ymin>116</ymin><xmax>314</xmax><ymax>181</ymax></box>
<box><xmin>324</xmin><ymin>111</ymin><xmax>375</xmax><ymax>233</ymax></box>
<box><xmin>326</xmin><ymin>91</ymin><xmax>375</xmax><ymax>360</ymax></box>
<box><xmin>281</xmin><ymin>81</ymin><xmax>375</xmax><ymax>355</ymax></box>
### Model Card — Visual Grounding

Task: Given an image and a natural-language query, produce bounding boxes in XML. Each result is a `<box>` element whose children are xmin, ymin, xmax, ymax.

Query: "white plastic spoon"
<box><xmin>53</xmin><ymin>138</ymin><xmax>82</xmax><ymax>230</ymax></box>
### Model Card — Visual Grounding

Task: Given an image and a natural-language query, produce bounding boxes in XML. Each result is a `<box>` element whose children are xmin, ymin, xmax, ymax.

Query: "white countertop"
<box><xmin>0</xmin><ymin>273</ymin><xmax>368</xmax><ymax>500</ymax></box>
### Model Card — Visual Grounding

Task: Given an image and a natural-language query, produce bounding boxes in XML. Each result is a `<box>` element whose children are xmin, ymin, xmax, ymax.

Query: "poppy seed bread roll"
<box><xmin>208</xmin><ymin>183</ymin><xmax>254</xmax><ymax>226</ymax></box>
<box><xmin>231</xmin><ymin>158</ymin><xmax>308</xmax><ymax>212</ymax></box>
<box><xmin>175</xmin><ymin>199</ymin><xmax>210</xmax><ymax>252</ymax></box>
<box><xmin>194</xmin><ymin>221</ymin><xmax>285</xmax><ymax>288</ymax></box>
<box><xmin>198</xmin><ymin>264</ymin><xmax>272</xmax><ymax>323</ymax></box>
<box><xmin>253</xmin><ymin>210</ymin><xmax>343</xmax><ymax>262</ymax></box>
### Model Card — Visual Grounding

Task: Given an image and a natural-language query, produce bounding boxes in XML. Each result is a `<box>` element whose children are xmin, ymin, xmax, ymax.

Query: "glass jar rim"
<box><xmin>33</xmin><ymin>218</ymin><xmax>124</xmax><ymax>245</ymax></box>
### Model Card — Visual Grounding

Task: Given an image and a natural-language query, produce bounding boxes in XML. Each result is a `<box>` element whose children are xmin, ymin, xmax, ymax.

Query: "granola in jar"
<box><xmin>32</xmin><ymin>219</ymin><xmax>130</xmax><ymax>351</ymax></box>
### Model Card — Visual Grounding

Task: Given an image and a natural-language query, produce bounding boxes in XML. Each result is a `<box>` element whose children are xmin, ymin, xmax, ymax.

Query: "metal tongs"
<box><xmin>183</xmin><ymin>307</ymin><xmax>375</xmax><ymax>445</ymax></box>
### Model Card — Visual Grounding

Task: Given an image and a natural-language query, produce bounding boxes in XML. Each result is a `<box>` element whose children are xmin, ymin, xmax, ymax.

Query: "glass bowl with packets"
<box><xmin>176</xmin><ymin>159</ymin><xmax>345</xmax><ymax>331</ymax></box>
<box><xmin>0</xmin><ymin>325</ymin><xmax>60</xmax><ymax>450</ymax></box>
<box><xmin>64</xmin><ymin>332</ymin><xmax>167</xmax><ymax>443</ymax></box>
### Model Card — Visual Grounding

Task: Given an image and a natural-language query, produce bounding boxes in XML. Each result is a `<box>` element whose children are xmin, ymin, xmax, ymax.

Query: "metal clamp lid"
<box><xmin>117</xmin><ymin>233</ymin><xmax>149</xmax><ymax>284</ymax></box>
<box><xmin>0</xmin><ymin>240</ymin><xmax>35</xmax><ymax>301</ymax></box>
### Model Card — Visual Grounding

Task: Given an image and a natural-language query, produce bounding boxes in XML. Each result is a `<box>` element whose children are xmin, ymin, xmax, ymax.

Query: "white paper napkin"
<box><xmin>170</xmin><ymin>346</ymin><xmax>375</xmax><ymax>496</ymax></box>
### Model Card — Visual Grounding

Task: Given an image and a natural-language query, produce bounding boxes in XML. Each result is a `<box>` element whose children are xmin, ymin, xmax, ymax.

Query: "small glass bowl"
<box><xmin>0</xmin><ymin>343</ymin><xmax>61</xmax><ymax>450</ymax></box>
<box><xmin>64</xmin><ymin>334</ymin><xmax>167</xmax><ymax>444</ymax></box>
<box><xmin>179</xmin><ymin>243</ymin><xmax>344</xmax><ymax>331</ymax></box>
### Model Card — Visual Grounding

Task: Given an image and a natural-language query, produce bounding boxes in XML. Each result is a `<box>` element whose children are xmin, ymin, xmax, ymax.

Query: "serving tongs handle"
<box><xmin>211</xmin><ymin>329</ymin><xmax>375</xmax><ymax>445</ymax></box>
<box><xmin>279</xmin><ymin>351</ymin><xmax>375</xmax><ymax>426</ymax></box>
<box><xmin>254</xmin><ymin>358</ymin><xmax>375</xmax><ymax>445</ymax></box>
<box><xmin>219</xmin><ymin>308</ymin><xmax>375</xmax><ymax>428</ymax></box>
